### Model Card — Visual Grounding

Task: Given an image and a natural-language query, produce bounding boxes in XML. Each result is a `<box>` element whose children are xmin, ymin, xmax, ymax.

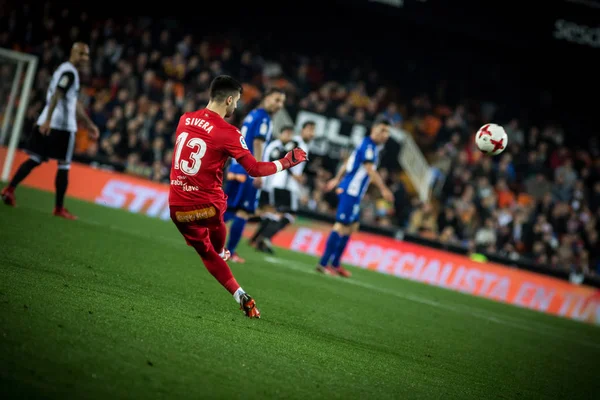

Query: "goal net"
<box><xmin>0</xmin><ymin>48</ymin><xmax>38</xmax><ymax>182</ymax></box>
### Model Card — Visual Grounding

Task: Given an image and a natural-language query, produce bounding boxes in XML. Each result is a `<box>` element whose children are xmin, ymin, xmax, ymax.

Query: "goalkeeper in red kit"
<box><xmin>168</xmin><ymin>75</ymin><xmax>307</xmax><ymax>318</ymax></box>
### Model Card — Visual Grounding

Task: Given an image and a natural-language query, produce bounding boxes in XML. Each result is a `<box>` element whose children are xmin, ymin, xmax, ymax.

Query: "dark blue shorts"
<box><xmin>224</xmin><ymin>178</ymin><xmax>259</xmax><ymax>213</ymax></box>
<box><xmin>335</xmin><ymin>192</ymin><xmax>361</xmax><ymax>225</ymax></box>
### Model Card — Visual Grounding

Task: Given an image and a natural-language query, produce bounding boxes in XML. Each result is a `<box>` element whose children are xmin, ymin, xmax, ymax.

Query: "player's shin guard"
<box><xmin>55</xmin><ymin>166</ymin><xmax>69</xmax><ymax>209</ymax></box>
<box><xmin>319</xmin><ymin>231</ymin><xmax>341</xmax><ymax>266</ymax></box>
<box><xmin>9</xmin><ymin>158</ymin><xmax>40</xmax><ymax>189</ymax></box>
<box><xmin>227</xmin><ymin>216</ymin><xmax>246</xmax><ymax>254</ymax></box>
<box><xmin>198</xmin><ymin>247</ymin><xmax>240</xmax><ymax>294</ymax></box>
<box><xmin>331</xmin><ymin>234</ymin><xmax>350</xmax><ymax>267</ymax></box>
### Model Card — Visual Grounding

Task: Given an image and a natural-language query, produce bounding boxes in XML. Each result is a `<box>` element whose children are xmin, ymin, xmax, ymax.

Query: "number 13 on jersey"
<box><xmin>174</xmin><ymin>131</ymin><xmax>207</xmax><ymax>176</ymax></box>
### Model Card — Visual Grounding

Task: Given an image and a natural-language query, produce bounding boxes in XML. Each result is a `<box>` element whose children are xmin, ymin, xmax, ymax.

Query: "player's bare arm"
<box><xmin>253</xmin><ymin>138</ymin><xmax>265</xmax><ymax>166</ymax></box>
<box><xmin>364</xmin><ymin>162</ymin><xmax>394</xmax><ymax>202</ymax></box>
<box><xmin>252</xmin><ymin>138</ymin><xmax>265</xmax><ymax>188</ymax></box>
<box><xmin>39</xmin><ymin>90</ymin><xmax>64</xmax><ymax>135</ymax></box>
<box><xmin>76</xmin><ymin>101</ymin><xmax>99</xmax><ymax>140</ymax></box>
<box><xmin>326</xmin><ymin>159</ymin><xmax>348</xmax><ymax>192</ymax></box>
<box><xmin>292</xmin><ymin>173</ymin><xmax>307</xmax><ymax>185</ymax></box>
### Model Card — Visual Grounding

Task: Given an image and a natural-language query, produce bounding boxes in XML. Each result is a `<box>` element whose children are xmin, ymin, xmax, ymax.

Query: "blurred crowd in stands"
<box><xmin>2</xmin><ymin>5</ymin><xmax>599</xmax><ymax>276</ymax></box>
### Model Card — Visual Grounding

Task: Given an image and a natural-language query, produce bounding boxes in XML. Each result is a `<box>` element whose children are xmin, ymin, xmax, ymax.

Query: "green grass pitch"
<box><xmin>1</xmin><ymin>187</ymin><xmax>599</xmax><ymax>399</ymax></box>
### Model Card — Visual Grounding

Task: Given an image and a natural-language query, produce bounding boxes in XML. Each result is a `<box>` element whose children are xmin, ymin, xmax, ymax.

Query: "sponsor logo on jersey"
<box><xmin>175</xmin><ymin>206</ymin><xmax>217</xmax><ymax>223</ymax></box>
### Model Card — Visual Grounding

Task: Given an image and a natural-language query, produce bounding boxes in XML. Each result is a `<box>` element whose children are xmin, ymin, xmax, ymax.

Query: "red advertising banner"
<box><xmin>3</xmin><ymin>148</ymin><xmax>599</xmax><ymax>325</ymax></box>
<box><xmin>269</xmin><ymin>226</ymin><xmax>600</xmax><ymax>325</ymax></box>
<box><xmin>1</xmin><ymin>148</ymin><xmax>173</xmax><ymax>220</ymax></box>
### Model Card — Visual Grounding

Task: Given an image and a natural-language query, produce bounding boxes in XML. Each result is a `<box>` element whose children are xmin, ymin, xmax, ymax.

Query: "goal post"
<box><xmin>0</xmin><ymin>47</ymin><xmax>38</xmax><ymax>182</ymax></box>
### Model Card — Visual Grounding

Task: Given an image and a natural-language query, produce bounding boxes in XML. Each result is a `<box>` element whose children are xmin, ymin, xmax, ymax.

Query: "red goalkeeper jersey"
<box><xmin>169</xmin><ymin>108</ymin><xmax>252</xmax><ymax>206</ymax></box>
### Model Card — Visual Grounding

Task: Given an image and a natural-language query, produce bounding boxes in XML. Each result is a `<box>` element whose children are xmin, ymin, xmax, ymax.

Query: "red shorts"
<box><xmin>170</xmin><ymin>202</ymin><xmax>225</xmax><ymax>249</ymax></box>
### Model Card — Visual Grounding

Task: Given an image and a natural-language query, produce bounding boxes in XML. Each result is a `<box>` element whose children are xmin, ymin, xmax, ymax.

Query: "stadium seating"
<box><xmin>2</xmin><ymin>7</ymin><xmax>599</xmax><ymax>277</ymax></box>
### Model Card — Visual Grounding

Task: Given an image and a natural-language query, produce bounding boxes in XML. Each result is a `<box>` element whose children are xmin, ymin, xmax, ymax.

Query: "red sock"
<box><xmin>198</xmin><ymin>248</ymin><xmax>240</xmax><ymax>294</ymax></box>
<box><xmin>209</xmin><ymin>221</ymin><xmax>227</xmax><ymax>254</ymax></box>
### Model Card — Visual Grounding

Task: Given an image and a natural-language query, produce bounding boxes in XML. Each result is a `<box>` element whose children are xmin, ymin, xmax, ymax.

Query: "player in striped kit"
<box><xmin>1</xmin><ymin>42</ymin><xmax>99</xmax><ymax>219</ymax></box>
<box><xmin>222</xmin><ymin>88</ymin><xmax>286</xmax><ymax>263</ymax></box>
<box><xmin>249</xmin><ymin>121</ymin><xmax>316</xmax><ymax>253</ymax></box>
<box><xmin>317</xmin><ymin>118</ymin><xmax>394</xmax><ymax>277</ymax></box>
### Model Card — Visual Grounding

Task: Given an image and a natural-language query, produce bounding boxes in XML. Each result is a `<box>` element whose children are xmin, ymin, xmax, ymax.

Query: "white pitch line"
<box><xmin>79</xmin><ymin>216</ymin><xmax>600</xmax><ymax>350</ymax></box>
<box><xmin>263</xmin><ymin>256</ymin><xmax>600</xmax><ymax>351</ymax></box>
<box><xmin>16</xmin><ymin>203</ymin><xmax>598</xmax><ymax>350</ymax></box>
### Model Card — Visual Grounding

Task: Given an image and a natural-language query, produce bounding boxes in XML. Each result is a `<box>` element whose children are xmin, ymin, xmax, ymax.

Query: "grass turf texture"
<box><xmin>1</xmin><ymin>186</ymin><xmax>599</xmax><ymax>399</ymax></box>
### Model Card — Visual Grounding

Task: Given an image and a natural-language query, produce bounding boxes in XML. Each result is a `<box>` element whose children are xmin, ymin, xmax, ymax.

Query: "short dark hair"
<box><xmin>302</xmin><ymin>120</ymin><xmax>316</xmax><ymax>129</ymax></box>
<box><xmin>264</xmin><ymin>87</ymin><xmax>286</xmax><ymax>98</ymax></box>
<box><xmin>280</xmin><ymin>125</ymin><xmax>295</xmax><ymax>134</ymax></box>
<box><xmin>373</xmin><ymin>117</ymin><xmax>391</xmax><ymax>127</ymax></box>
<box><xmin>368</xmin><ymin>117</ymin><xmax>391</xmax><ymax>137</ymax></box>
<box><xmin>209</xmin><ymin>75</ymin><xmax>243</xmax><ymax>102</ymax></box>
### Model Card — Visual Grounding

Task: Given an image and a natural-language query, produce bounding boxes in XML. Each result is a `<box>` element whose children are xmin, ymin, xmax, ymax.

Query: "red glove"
<box><xmin>280</xmin><ymin>148</ymin><xmax>308</xmax><ymax>170</ymax></box>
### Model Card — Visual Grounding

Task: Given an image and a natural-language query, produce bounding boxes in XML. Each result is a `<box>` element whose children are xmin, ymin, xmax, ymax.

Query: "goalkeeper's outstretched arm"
<box><xmin>237</xmin><ymin>148</ymin><xmax>308</xmax><ymax>178</ymax></box>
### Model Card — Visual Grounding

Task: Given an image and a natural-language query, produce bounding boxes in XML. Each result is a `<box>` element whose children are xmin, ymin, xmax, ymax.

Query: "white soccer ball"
<box><xmin>475</xmin><ymin>123</ymin><xmax>508</xmax><ymax>156</ymax></box>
